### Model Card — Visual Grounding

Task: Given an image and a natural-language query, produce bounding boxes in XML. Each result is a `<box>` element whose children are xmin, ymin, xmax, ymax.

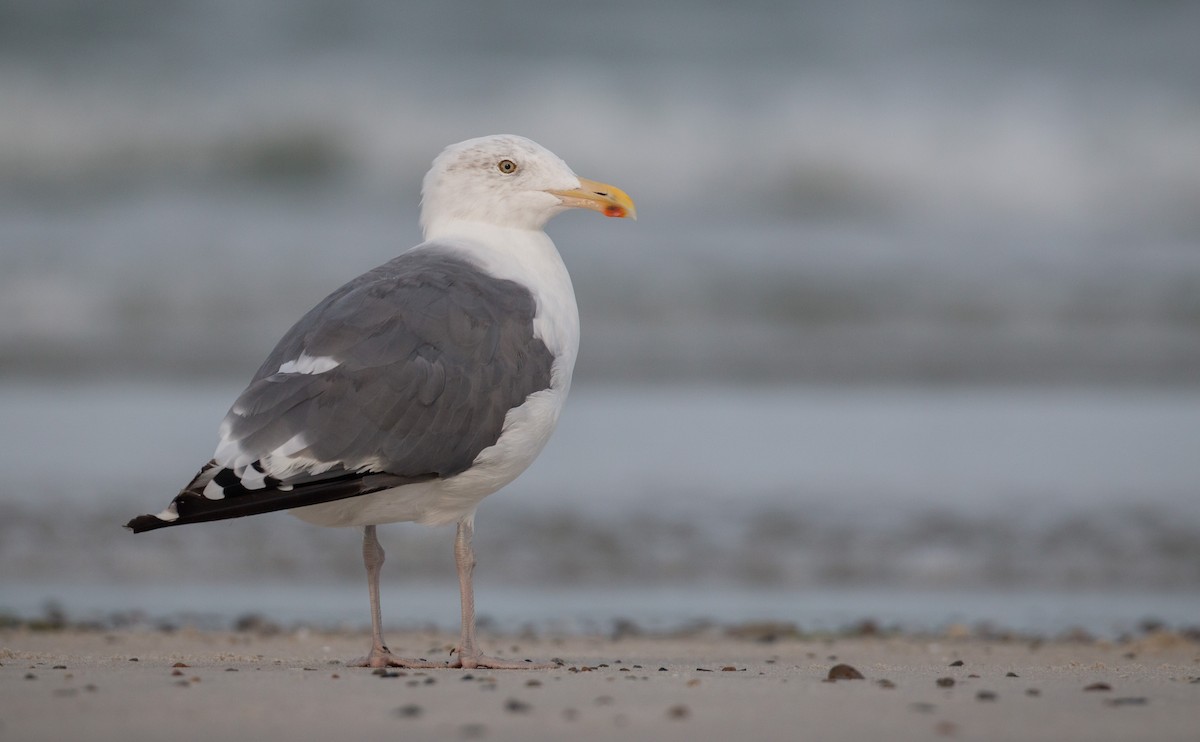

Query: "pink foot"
<box><xmin>348</xmin><ymin>647</ymin><xmax>445</xmax><ymax>669</ymax></box>
<box><xmin>452</xmin><ymin>652</ymin><xmax>560</xmax><ymax>670</ymax></box>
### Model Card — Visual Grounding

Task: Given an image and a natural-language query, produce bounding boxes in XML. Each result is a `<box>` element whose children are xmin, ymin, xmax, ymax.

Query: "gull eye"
<box><xmin>497</xmin><ymin>159</ymin><xmax>518</xmax><ymax>174</ymax></box>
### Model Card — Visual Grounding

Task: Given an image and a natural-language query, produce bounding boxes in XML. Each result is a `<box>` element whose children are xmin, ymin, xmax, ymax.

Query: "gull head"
<box><xmin>420</xmin><ymin>134</ymin><xmax>635</xmax><ymax>237</ymax></box>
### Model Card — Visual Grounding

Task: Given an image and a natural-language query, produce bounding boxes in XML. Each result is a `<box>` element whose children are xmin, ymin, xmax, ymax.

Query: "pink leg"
<box><xmin>347</xmin><ymin>525</ymin><xmax>442</xmax><ymax>669</ymax></box>
<box><xmin>451</xmin><ymin>519</ymin><xmax>555</xmax><ymax>669</ymax></box>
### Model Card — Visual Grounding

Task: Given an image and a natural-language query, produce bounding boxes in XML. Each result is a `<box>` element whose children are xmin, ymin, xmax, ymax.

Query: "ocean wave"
<box><xmin>2</xmin><ymin>0</ymin><xmax>1199</xmax><ymax>383</ymax></box>
<box><xmin>3</xmin><ymin>499</ymin><xmax>1197</xmax><ymax>590</ymax></box>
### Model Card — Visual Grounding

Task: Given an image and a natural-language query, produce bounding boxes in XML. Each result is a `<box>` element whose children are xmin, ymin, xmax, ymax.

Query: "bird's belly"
<box><xmin>289</xmin><ymin>385</ymin><xmax>566</xmax><ymax>528</ymax></box>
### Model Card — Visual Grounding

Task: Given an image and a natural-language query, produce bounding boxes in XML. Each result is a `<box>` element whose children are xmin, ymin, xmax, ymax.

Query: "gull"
<box><xmin>127</xmin><ymin>134</ymin><xmax>635</xmax><ymax>668</ymax></box>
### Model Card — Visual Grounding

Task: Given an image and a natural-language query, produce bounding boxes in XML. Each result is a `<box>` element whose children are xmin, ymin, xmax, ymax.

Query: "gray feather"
<box><xmin>126</xmin><ymin>246</ymin><xmax>558</xmax><ymax>532</ymax></box>
<box><xmin>229</xmin><ymin>247</ymin><xmax>556</xmax><ymax>479</ymax></box>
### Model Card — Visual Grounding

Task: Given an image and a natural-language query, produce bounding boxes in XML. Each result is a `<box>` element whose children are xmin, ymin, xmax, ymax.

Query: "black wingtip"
<box><xmin>124</xmin><ymin>471</ymin><xmax>431</xmax><ymax>534</ymax></box>
<box><xmin>125</xmin><ymin>514</ymin><xmax>173</xmax><ymax>533</ymax></box>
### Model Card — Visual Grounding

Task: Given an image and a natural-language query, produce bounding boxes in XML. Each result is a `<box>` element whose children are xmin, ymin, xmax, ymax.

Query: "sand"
<box><xmin>2</xmin><ymin>627</ymin><xmax>1197</xmax><ymax>741</ymax></box>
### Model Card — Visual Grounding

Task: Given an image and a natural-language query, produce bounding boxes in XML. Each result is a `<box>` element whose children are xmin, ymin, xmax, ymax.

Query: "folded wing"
<box><xmin>127</xmin><ymin>248</ymin><xmax>555</xmax><ymax>532</ymax></box>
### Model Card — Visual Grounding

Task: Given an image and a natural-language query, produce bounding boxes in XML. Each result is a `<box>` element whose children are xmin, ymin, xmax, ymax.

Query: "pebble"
<box><xmin>1084</xmin><ymin>682</ymin><xmax>1112</xmax><ymax>692</ymax></box>
<box><xmin>877</xmin><ymin>679</ymin><xmax>896</xmax><ymax>689</ymax></box>
<box><xmin>936</xmin><ymin>677</ymin><xmax>956</xmax><ymax>687</ymax></box>
<box><xmin>667</xmin><ymin>704</ymin><xmax>690</xmax><ymax>720</ymax></box>
<box><xmin>949</xmin><ymin>660</ymin><xmax>964</xmax><ymax>667</ymax></box>
<box><xmin>395</xmin><ymin>704</ymin><xmax>422</xmax><ymax>718</ymax></box>
<box><xmin>504</xmin><ymin>698</ymin><xmax>531</xmax><ymax>714</ymax></box>
<box><xmin>827</xmin><ymin>664</ymin><xmax>865</xmax><ymax>680</ymax></box>
<box><xmin>976</xmin><ymin>691</ymin><xmax>997</xmax><ymax>701</ymax></box>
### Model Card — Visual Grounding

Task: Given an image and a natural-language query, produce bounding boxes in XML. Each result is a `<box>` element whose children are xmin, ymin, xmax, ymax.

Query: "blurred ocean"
<box><xmin>1</xmin><ymin>0</ymin><xmax>1198</xmax><ymax>633</ymax></box>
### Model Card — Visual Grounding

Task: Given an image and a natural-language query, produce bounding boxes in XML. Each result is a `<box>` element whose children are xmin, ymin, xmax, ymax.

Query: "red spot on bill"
<box><xmin>604</xmin><ymin>205</ymin><xmax>626</xmax><ymax>218</ymax></box>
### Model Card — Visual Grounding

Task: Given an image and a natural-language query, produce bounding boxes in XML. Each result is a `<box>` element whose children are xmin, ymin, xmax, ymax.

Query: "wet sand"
<box><xmin>3</xmin><ymin>627</ymin><xmax>1197</xmax><ymax>741</ymax></box>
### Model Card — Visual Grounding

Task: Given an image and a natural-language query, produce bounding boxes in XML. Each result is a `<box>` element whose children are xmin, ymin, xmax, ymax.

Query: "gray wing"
<box><xmin>127</xmin><ymin>248</ymin><xmax>554</xmax><ymax>532</ymax></box>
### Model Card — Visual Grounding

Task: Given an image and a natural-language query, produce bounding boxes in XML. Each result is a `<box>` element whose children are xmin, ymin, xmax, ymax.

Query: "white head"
<box><xmin>420</xmin><ymin>134</ymin><xmax>635</xmax><ymax>238</ymax></box>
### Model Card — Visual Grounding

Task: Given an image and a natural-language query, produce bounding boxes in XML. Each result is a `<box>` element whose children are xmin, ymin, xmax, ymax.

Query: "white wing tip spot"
<box><xmin>154</xmin><ymin>504</ymin><xmax>180</xmax><ymax>522</ymax></box>
<box><xmin>202</xmin><ymin>478</ymin><xmax>226</xmax><ymax>500</ymax></box>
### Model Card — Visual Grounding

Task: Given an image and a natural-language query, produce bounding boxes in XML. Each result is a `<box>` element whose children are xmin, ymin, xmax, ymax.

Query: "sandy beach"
<box><xmin>2</xmin><ymin>626</ymin><xmax>1197</xmax><ymax>742</ymax></box>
